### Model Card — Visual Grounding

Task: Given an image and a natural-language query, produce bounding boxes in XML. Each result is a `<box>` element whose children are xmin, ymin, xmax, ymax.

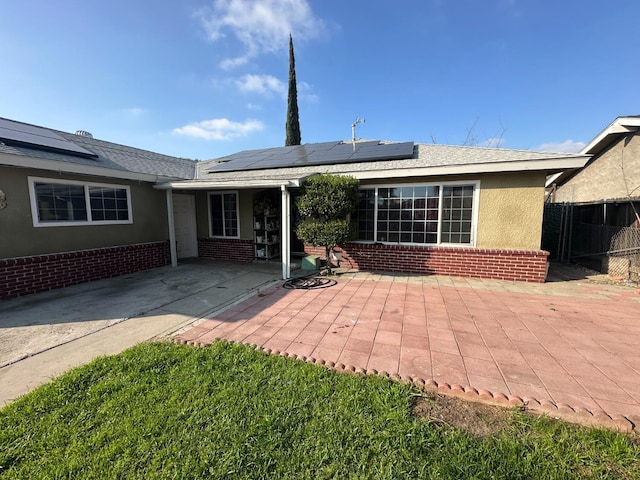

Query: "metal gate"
<box><xmin>607</xmin><ymin>226</ymin><xmax>640</xmax><ymax>281</ymax></box>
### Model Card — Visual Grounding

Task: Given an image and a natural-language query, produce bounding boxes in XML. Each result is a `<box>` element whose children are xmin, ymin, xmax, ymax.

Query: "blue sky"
<box><xmin>1</xmin><ymin>0</ymin><xmax>639</xmax><ymax>160</ymax></box>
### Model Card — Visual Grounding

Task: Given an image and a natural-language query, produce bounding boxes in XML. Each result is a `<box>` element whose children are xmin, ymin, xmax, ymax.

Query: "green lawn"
<box><xmin>1</xmin><ymin>341</ymin><xmax>638</xmax><ymax>479</ymax></box>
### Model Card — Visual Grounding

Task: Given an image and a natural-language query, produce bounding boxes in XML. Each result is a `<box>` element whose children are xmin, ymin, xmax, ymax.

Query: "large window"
<box><xmin>29</xmin><ymin>177</ymin><xmax>132</xmax><ymax>227</ymax></box>
<box><xmin>209</xmin><ymin>192</ymin><xmax>239</xmax><ymax>237</ymax></box>
<box><xmin>356</xmin><ymin>183</ymin><xmax>477</xmax><ymax>245</ymax></box>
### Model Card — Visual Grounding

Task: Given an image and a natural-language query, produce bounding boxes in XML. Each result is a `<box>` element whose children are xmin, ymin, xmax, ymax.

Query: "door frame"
<box><xmin>172</xmin><ymin>193</ymin><xmax>198</xmax><ymax>259</ymax></box>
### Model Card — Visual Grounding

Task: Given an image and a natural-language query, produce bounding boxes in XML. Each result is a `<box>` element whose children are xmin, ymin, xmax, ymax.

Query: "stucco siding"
<box><xmin>360</xmin><ymin>172</ymin><xmax>546</xmax><ymax>251</ymax></box>
<box><xmin>186</xmin><ymin>174</ymin><xmax>546</xmax><ymax>252</ymax></box>
<box><xmin>554</xmin><ymin>133</ymin><xmax>640</xmax><ymax>203</ymax></box>
<box><xmin>0</xmin><ymin>167</ymin><xmax>168</xmax><ymax>258</ymax></box>
<box><xmin>476</xmin><ymin>172</ymin><xmax>546</xmax><ymax>250</ymax></box>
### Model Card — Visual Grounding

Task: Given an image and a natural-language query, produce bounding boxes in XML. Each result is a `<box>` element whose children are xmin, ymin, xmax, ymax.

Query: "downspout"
<box><xmin>166</xmin><ymin>190</ymin><xmax>178</xmax><ymax>267</ymax></box>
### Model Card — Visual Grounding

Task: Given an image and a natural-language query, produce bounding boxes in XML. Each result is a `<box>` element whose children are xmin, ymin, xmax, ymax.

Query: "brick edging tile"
<box><xmin>172</xmin><ymin>338</ymin><xmax>637</xmax><ymax>433</ymax></box>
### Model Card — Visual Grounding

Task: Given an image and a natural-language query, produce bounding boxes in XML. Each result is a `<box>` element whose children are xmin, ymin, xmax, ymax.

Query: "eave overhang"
<box><xmin>0</xmin><ymin>151</ymin><xmax>179</xmax><ymax>183</ymax></box>
<box><xmin>581</xmin><ymin>116</ymin><xmax>640</xmax><ymax>156</ymax></box>
<box><xmin>345</xmin><ymin>155</ymin><xmax>591</xmax><ymax>181</ymax></box>
<box><xmin>154</xmin><ymin>177</ymin><xmax>305</xmax><ymax>190</ymax></box>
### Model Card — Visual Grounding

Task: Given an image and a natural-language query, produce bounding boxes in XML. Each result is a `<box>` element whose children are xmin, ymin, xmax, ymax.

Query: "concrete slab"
<box><xmin>0</xmin><ymin>259</ymin><xmax>282</xmax><ymax>405</ymax></box>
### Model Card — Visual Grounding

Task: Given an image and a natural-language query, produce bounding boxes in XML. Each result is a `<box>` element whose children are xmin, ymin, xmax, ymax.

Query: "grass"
<box><xmin>1</xmin><ymin>341</ymin><xmax>638</xmax><ymax>479</ymax></box>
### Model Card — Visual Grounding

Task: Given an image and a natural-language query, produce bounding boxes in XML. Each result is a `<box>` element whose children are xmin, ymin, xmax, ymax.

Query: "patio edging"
<box><xmin>174</xmin><ymin>337</ymin><xmax>637</xmax><ymax>434</ymax></box>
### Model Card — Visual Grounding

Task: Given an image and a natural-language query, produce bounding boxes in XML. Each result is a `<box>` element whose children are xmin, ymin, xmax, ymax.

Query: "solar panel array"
<box><xmin>0</xmin><ymin>118</ymin><xmax>97</xmax><ymax>158</ymax></box>
<box><xmin>207</xmin><ymin>140</ymin><xmax>414</xmax><ymax>173</ymax></box>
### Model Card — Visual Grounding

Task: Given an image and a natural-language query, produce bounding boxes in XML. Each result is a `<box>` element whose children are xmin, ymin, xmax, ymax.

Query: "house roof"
<box><xmin>156</xmin><ymin>142</ymin><xmax>589</xmax><ymax>190</ymax></box>
<box><xmin>0</xmin><ymin>117</ymin><xmax>196</xmax><ymax>182</ymax></box>
<box><xmin>581</xmin><ymin>116</ymin><xmax>640</xmax><ymax>156</ymax></box>
<box><xmin>546</xmin><ymin>115</ymin><xmax>640</xmax><ymax>187</ymax></box>
<box><xmin>0</xmin><ymin>116</ymin><xmax>589</xmax><ymax>189</ymax></box>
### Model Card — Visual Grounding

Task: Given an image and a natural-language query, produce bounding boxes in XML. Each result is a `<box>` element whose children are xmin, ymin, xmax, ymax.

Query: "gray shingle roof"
<box><xmin>0</xmin><ymin>118</ymin><xmax>196</xmax><ymax>180</ymax></box>
<box><xmin>58</xmin><ymin>131</ymin><xmax>196</xmax><ymax>179</ymax></box>
<box><xmin>192</xmin><ymin>142</ymin><xmax>585</xmax><ymax>183</ymax></box>
<box><xmin>1</xmin><ymin>117</ymin><xmax>586</xmax><ymax>186</ymax></box>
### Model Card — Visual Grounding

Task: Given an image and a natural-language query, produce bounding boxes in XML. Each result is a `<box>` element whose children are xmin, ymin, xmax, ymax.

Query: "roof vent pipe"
<box><xmin>74</xmin><ymin>130</ymin><xmax>93</xmax><ymax>138</ymax></box>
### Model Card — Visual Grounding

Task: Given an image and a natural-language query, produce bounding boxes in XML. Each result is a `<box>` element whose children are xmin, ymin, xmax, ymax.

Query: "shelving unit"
<box><xmin>254</xmin><ymin>213</ymin><xmax>280</xmax><ymax>260</ymax></box>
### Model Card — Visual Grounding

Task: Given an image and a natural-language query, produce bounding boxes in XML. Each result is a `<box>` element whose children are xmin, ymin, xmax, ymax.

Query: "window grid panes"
<box><xmin>356</xmin><ymin>184</ymin><xmax>474</xmax><ymax>245</ymax></box>
<box><xmin>89</xmin><ymin>186</ymin><xmax>129</xmax><ymax>221</ymax></box>
<box><xmin>210</xmin><ymin>192</ymin><xmax>238</xmax><ymax>237</ymax></box>
<box><xmin>376</xmin><ymin>186</ymin><xmax>440</xmax><ymax>243</ymax></box>
<box><xmin>441</xmin><ymin>185</ymin><xmax>474</xmax><ymax>244</ymax></box>
<box><xmin>35</xmin><ymin>183</ymin><xmax>87</xmax><ymax>222</ymax></box>
<box><xmin>223</xmin><ymin>193</ymin><xmax>238</xmax><ymax>237</ymax></box>
<box><xmin>357</xmin><ymin>189</ymin><xmax>375</xmax><ymax>241</ymax></box>
<box><xmin>33</xmin><ymin>181</ymin><xmax>130</xmax><ymax>225</ymax></box>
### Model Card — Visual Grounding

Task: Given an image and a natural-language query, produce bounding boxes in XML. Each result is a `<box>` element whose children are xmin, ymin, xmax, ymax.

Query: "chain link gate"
<box><xmin>607</xmin><ymin>226</ymin><xmax>640</xmax><ymax>281</ymax></box>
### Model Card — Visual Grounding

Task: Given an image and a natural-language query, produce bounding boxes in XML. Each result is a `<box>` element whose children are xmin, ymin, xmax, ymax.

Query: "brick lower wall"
<box><xmin>198</xmin><ymin>237</ymin><xmax>255</xmax><ymax>263</ymax></box>
<box><xmin>0</xmin><ymin>242</ymin><xmax>171</xmax><ymax>300</ymax></box>
<box><xmin>304</xmin><ymin>243</ymin><xmax>549</xmax><ymax>283</ymax></box>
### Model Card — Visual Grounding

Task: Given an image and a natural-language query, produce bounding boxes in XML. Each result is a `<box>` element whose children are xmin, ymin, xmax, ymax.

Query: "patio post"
<box><xmin>281</xmin><ymin>185</ymin><xmax>291</xmax><ymax>279</ymax></box>
<box><xmin>166</xmin><ymin>190</ymin><xmax>178</xmax><ymax>267</ymax></box>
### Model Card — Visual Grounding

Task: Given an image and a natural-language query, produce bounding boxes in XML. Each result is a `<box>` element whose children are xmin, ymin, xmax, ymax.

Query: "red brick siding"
<box><xmin>0</xmin><ymin>242</ymin><xmax>170</xmax><ymax>300</ymax></box>
<box><xmin>304</xmin><ymin>243</ymin><xmax>549</xmax><ymax>283</ymax></box>
<box><xmin>198</xmin><ymin>237</ymin><xmax>254</xmax><ymax>263</ymax></box>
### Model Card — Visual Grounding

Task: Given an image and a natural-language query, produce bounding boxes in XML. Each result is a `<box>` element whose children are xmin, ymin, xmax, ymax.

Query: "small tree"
<box><xmin>296</xmin><ymin>174</ymin><xmax>359</xmax><ymax>274</ymax></box>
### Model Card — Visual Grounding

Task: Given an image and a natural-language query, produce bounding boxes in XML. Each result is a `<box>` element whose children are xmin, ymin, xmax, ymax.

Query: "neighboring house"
<box><xmin>1</xmin><ymin>117</ymin><xmax>589</xmax><ymax>299</ymax></box>
<box><xmin>545</xmin><ymin>116</ymin><xmax>640</xmax><ymax>277</ymax></box>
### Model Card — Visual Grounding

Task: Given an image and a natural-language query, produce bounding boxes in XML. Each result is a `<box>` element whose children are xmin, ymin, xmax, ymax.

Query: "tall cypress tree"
<box><xmin>285</xmin><ymin>34</ymin><xmax>301</xmax><ymax>146</ymax></box>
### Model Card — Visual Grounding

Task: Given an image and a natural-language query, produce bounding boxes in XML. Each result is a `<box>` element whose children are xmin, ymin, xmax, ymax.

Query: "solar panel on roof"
<box><xmin>207</xmin><ymin>140</ymin><xmax>414</xmax><ymax>173</ymax></box>
<box><xmin>0</xmin><ymin>118</ymin><xmax>97</xmax><ymax>158</ymax></box>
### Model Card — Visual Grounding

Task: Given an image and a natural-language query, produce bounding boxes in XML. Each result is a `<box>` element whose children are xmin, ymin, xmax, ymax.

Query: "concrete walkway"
<box><xmin>175</xmin><ymin>265</ymin><xmax>640</xmax><ymax>429</ymax></box>
<box><xmin>0</xmin><ymin>259</ymin><xmax>283</xmax><ymax>406</ymax></box>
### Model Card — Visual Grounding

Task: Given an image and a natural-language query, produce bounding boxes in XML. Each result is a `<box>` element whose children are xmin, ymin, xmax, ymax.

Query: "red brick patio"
<box><xmin>174</xmin><ymin>266</ymin><xmax>640</xmax><ymax>430</ymax></box>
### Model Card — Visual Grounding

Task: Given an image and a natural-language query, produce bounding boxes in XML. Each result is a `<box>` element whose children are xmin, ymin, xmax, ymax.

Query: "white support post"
<box><xmin>286</xmin><ymin>186</ymin><xmax>291</xmax><ymax>279</ymax></box>
<box><xmin>281</xmin><ymin>185</ymin><xmax>291</xmax><ymax>279</ymax></box>
<box><xmin>166</xmin><ymin>190</ymin><xmax>178</xmax><ymax>267</ymax></box>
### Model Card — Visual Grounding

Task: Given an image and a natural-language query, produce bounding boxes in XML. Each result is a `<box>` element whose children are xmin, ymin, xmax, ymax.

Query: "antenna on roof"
<box><xmin>351</xmin><ymin>117</ymin><xmax>365</xmax><ymax>143</ymax></box>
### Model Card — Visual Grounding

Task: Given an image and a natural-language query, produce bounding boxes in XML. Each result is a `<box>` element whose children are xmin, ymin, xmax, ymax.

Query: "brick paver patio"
<box><xmin>175</xmin><ymin>266</ymin><xmax>640</xmax><ymax>427</ymax></box>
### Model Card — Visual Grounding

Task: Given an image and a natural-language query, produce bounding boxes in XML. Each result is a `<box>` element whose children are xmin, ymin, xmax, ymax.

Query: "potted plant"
<box><xmin>253</xmin><ymin>196</ymin><xmax>276</xmax><ymax>216</ymax></box>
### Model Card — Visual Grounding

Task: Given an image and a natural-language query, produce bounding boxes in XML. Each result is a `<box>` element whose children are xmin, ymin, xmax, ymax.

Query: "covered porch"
<box><xmin>155</xmin><ymin>175</ymin><xmax>310</xmax><ymax>280</ymax></box>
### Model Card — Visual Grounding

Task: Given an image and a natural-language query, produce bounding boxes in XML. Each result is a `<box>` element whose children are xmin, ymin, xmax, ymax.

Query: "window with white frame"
<box><xmin>208</xmin><ymin>191</ymin><xmax>239</xmax><ymax>237</ymax></box>
<box><xmin>28</xmin><ymin>177</ymin><xmax>132</xmax><ymax>227</ymax></box>
<box><xmin>356</xmin><ymin>183</ymin><xmax>478</xmax><ymax>245</ymax></box>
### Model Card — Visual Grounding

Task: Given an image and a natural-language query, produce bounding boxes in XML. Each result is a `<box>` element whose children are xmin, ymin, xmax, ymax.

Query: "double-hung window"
<box><xmin>28</xmin><ymin>177</ymin><xmax>132</xmax><ymax>227</ymax></box>
<box><xmin>208</xmin><ymin>191</ymin><xmax>239</xmax><ymax>237</ymax></box>
<box><xmin>356</xmin><ymin>183</ymin><xmax>477</xmax><ymax>245</ymax></box>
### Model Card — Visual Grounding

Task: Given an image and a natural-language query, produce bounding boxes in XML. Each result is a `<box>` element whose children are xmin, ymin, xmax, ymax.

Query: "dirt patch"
<box><xmin>412</xmin><ymin>392</ymin><xmax>513</xmax><ymax>437</ymax></box>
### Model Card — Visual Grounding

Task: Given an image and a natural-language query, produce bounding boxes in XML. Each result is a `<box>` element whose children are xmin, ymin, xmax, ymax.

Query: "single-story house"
<box><xmin>545</xmin><ymin>116</ymin><xmax>640</xmax><ymax>277</ymax></box>
<box><xmin>1</xmin><ymin>116</ymin><xmax>589</xmax><ymax>299</ymax></box>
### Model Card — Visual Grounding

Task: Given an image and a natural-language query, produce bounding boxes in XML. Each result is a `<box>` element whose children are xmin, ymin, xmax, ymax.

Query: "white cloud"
<box><xmin>220</xmin><ymin>56</ymin><xmax>250</xmax><ymax>70</ymax></box>
<box><xmin>236</xmin><ymin>74</ymin><xmax>285</xmax><ymax>96</ymax></box>
<box><xmin>537</xmin><ymin>140</ymin><xmax>586</xmax><ymax>153</ymax></box>
<box><xmin>235</xmin><ymin>74</ymin><xmax>318</xmax><ymax>103</ymax></box>
<box><xmin>197</xmin><ymin>0</ymin><xmax>326</xmax><ymax>69</ymax></box>
<box><xmin>298</xmin><ymin>80</ymin><xmax>318</xmax><ymax>103</ymax></box>
<box><xmin>172</xmin><ymin>118</ymin><xmax>264</xmax><ymax>140</ymax></box>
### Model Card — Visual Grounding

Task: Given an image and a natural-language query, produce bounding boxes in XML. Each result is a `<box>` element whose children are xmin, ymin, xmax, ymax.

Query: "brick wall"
<box><xmin>0</xmin><ymin>242</ymin><xmax>170</xmax><ymax>300</ymax></box>
<box><xmin>304</xmin><ymin>243</ymin><xmax>549</xmax><ymax>283</ymax></box>
<box><xmin>198</xmin><ymin>237</ymin><xmax>255</xmax><ymax>263</ymax></box>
